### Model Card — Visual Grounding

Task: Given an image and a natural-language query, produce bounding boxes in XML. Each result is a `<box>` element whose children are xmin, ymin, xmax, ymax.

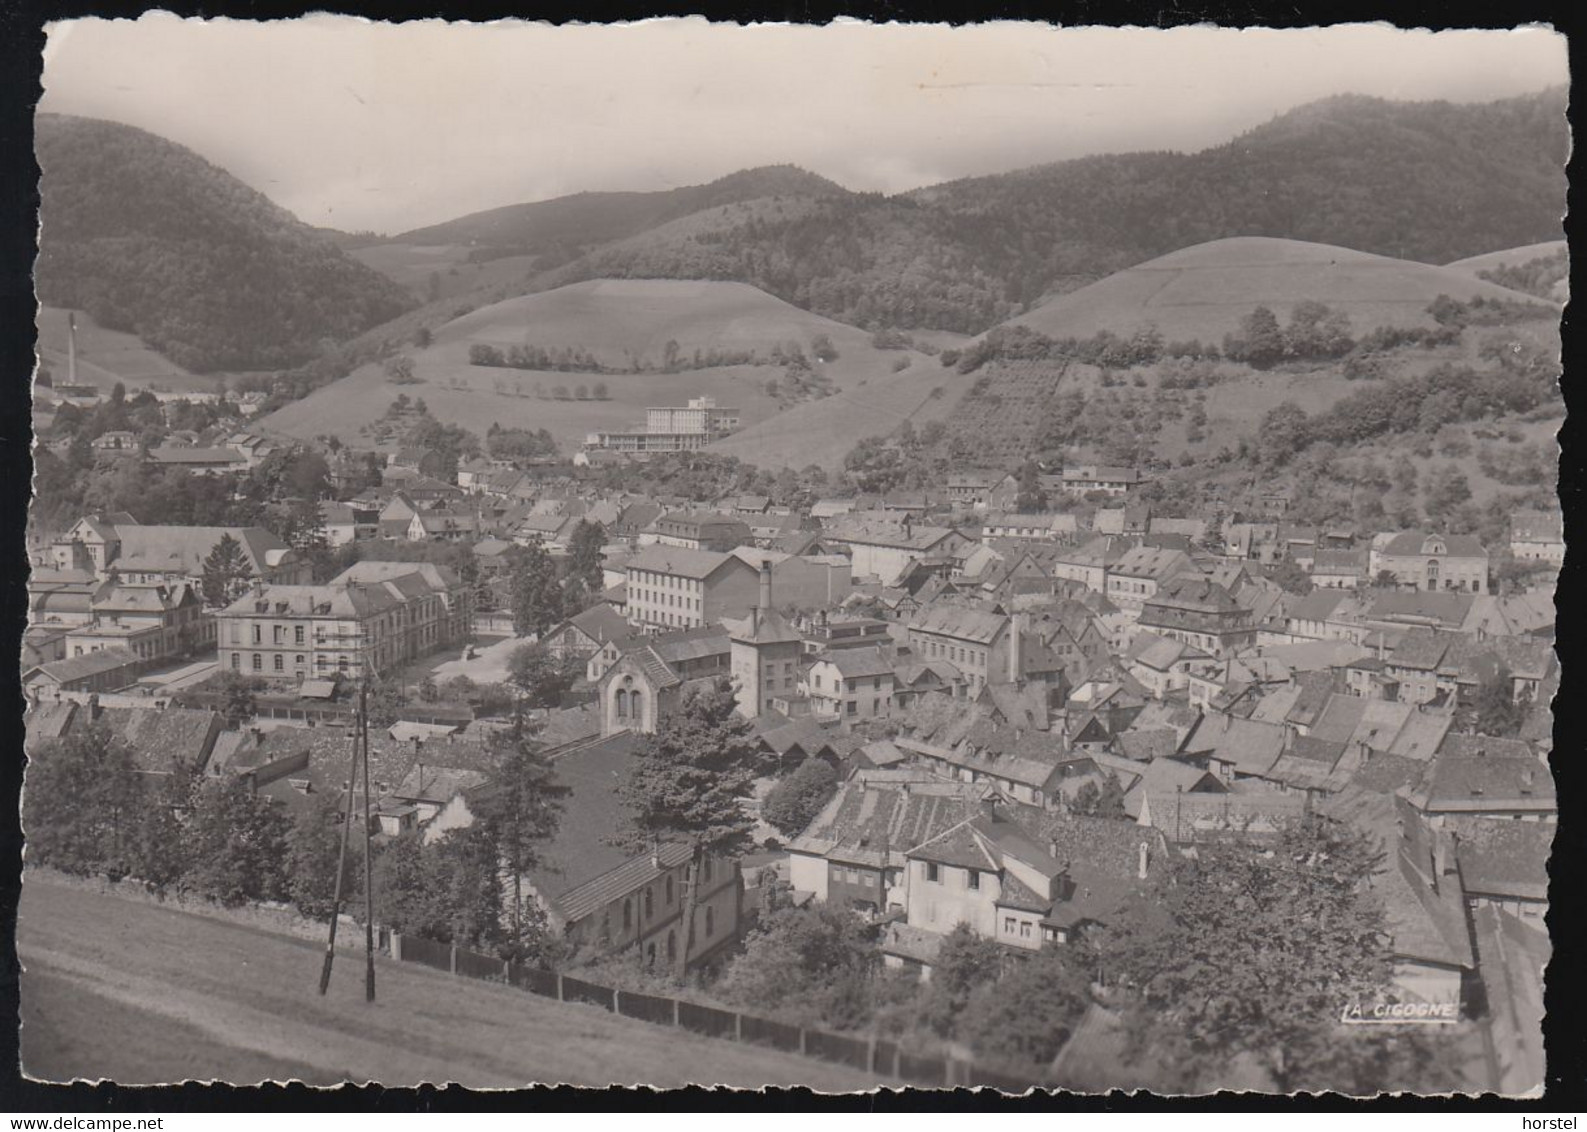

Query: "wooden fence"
<box><xmin>390</xmin><ymin>933</ymin><xmax>1048</xmax><ymax>1092</ymax></box>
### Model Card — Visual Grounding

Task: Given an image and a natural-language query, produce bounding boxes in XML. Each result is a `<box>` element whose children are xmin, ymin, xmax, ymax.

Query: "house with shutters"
<box><xmin>1137</xmin><ymin>576</ymin><xmax>1255</xmax><ymax>659</ymax></box>
<box><xmin>806</xmin><ymin>646</ymin><xmax>896</xmax><ymax>721</ymax></box>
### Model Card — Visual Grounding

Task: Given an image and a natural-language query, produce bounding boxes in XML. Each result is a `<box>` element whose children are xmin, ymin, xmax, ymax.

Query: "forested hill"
<box><xmin>35</xmin><ymin>114</ymin><xmax>415</xmax><ymax>373</ymax></box>
<box><xmin>530</xmin><ymin>87</ymin><xmax>1567</xmax><ymax>335</ymax></box>
<box><xmin>391</xmin><ymin>165</ymin><xmax>847</xmax><ymax>253</ymax></box>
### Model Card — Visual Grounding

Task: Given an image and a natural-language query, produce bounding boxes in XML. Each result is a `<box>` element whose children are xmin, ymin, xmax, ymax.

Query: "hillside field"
<box><xmin>1003</xmin><ymin>237</ymin><xmax>1548</xmax><ymax>345</ymax></box>
<box><xmin>1444</xmin><ymin>240</ymin><xmax>1567</xmax><ymax>273</ymax></box>
<box><xmin>35</xmin><ymin>306</ymin><xmax>220</xmax><ymax>394</ymax></box>
<box><xmin>260</xmin><ymin>278</ymin><xmax>951</xmax><ymax>463</ymax></box>
<box><xmin>18</xmin><ymin>874</ymin><xmax>880</xmax><ymax>1089</ymax></box>
<box><xmin>349</xmin><ymin>243</ymin><xmax>543</xmax><ymax>304</ymax></box>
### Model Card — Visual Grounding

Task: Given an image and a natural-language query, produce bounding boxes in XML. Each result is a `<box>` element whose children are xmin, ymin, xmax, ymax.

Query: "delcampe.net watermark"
<box><xmin>1340</xmin><ymin>1001</ymin><xmax>1459</xmax><ymax>1026</ymax></box>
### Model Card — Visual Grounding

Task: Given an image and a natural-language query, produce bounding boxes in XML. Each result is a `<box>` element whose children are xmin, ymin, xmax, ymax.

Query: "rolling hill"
<box><xmin>35</xmin><ymin>305</ymin><xmax>212</xmax><ymax>392</ymax></box>
<box><xmin>486</xmin><ymin>87</ymin><xmax>1567</xmax><ymax>336</ymax></box>
<box><xmin>1444</xmin><ymin>241</ymin><xmax>1568</xmax><ymax>302</ymax></box>
<box><xmin>1001</xmin><ymin>237</ymin><xmax>1552</xmax><ymax>343</ymax></box>
<box><xmin>258</xmin><ymin>278</ymin><xmax>947</xmax><ymax>462</ymax></box>
<box><xmin>391</xmin><ymin>165</ymin><xmax>846</xmax><ymax>250</ymax></box>
<box><xmin>35</xmin><ymin>114</ymin><xmax>415</xmax><ymax>373</ymax></box>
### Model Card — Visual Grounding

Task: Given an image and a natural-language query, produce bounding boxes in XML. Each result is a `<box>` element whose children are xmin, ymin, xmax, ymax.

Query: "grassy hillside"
<box><xmin>491</xmin><ymin>88</ymin><xmax>1566</xmax><ymax>336</ymax></box>
<box><xmin>1003</xmin><ymin>237</ymin><xmax>1548</xmax><ymax>343</ymax></box>
<box><xmin>348</xmin><ymin>242</ymin><xmax>543</xmax><ymax>304</ymax></box>
<box><xmin>19</xmin><ymin>875</ymin><xmax>875</xmax><ymax>1088</ymax></box>
<box><xmin>35</xmin><ymin>305</ymin><xmax>218</xmax><ymax>393</ymax></box>
<box><xmin>1444</xmin><ymin>241</ymin><xmax>1568</xmax><ymax>302</ymax></box>
<box><xmin>708</xmin><ymin>362</ymin><xmax>982</xmax><ymax>472</ymax></box>
<box><xmin>260</xmin><ymin>278</ymin><xmax>935</xmax><ymax>458</ymax></box>
<box><xmin>36</xmin><ymin>114</ymin><xmax>415</xmax><ymax>373</ymax></box>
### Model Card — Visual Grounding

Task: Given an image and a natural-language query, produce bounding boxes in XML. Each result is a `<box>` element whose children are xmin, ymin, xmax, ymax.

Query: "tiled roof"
<box><xmin>24</xmin><ymin>647</ymin><xmax>140</xmax><ymax>683</ymax></box>
<box><xmin>1380</xmin><ymin>531</ymin><xmax>1487</xmax><ymax>558</ymax></box>
<box><xmin>626</xmin><ymin>543</ymin><xmax>736</xmax><ymax>580</ymax></box>
<box><xmin>789</xmin><ymin>779</ymin><xmax>985</xmax><ymax>868</ymax></box>
<box><xmin>909</xmin><ymin>603</ymin><xmax>1006</xmax><ymax>645</ymax></box>
<box><xmin>1452</xmin><ymin>818</ymin><xmax>1551</xmax><ymax>901</ymax></box>
<box><xmin>1421</xmin><ymin>756</ymin><xmax>1554</xmax><ymax>811</ymax></box>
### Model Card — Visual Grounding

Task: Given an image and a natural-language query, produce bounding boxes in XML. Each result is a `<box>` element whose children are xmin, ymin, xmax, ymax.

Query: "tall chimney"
<box><xmin>758</xmin><ymin>558</ymin><xmax>773</xmax><ymax>611</ymax></box>
<box><xmin>66</xmin><ymin>311</ymin><xmax>78</xmax><ymax>387</ymax></box>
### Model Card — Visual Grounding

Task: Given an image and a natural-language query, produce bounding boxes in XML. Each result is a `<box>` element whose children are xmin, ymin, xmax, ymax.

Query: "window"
<box><xmin>231</xmin><ymin>653</ymin><xmax>241</xmax><ymax>670</ymax></box>
<box><xmin>644</xmin><ymin>887</ymin><xmax>654</xmax><ymax>919</ymax></box>
<box><xmin>1004</xmin><ymin>916</ymin><xmax>1016</xmax><ymax>933</ymax></box>
<box><xmin>252</xmin><ymin>654</ymin><xmax>262</xmax><ymax>671</ymax></box>
<box><xmin>252</xmin><ymin>625</ymin><xmax>262</xmax><ymax>644</ymax></box>
<box><xmin>703</xmin><ymin>857</ymin><xmax>713</xmax><ymax>883</ymax></box>
<box><xmin>926</xmin><ymin>862</ymin><xmax>939</xmax><ymax>883</ymax></box>
<box><xmin>1020</xmin><ymin>921</ymin><xmax>1032</xmax><ymax>939</ymax></box>
<box><xmin>666</xmin><ymin>931</ymin><xmax>677</xmax><ymax>963</ymax></box>
<box><xmin>622</xmin><ymin>899</ymin><xmax>632</xmax><ymax>930</ymax></box>
<box><xmin>665</xmin><ymin>875</ymin><xmax>675</xmax><ymax>905</ymax></box>
<box><xmin>704</xmin><ymin>906</ymin><xmax>715</xmax><ymax>937</ymax></box>
<box><xmin>295</xmin><ymin>626</ymin><xmax>305</xmax><ymax>645</ymax></box>
<box><xmin>967</xmin><ymin>869</ymin><xmax>980</xmax><ymax>890</ymax></box>
<box><xmin>273</xmin><ymin>655</ymin><xmax>284</xmax><ymax>672</ymax></box>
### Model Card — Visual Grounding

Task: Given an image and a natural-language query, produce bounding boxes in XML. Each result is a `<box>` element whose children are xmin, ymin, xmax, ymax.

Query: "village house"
<box><xmin>1370</xmin><ymin>531</ymin><xmax>1489</xmax><ymax>594</ymax></box>
<box><xmin>319</xmin><ymin>502</ymin><xmax>381</xmax><ymax>548</ymax></box>
<box><xmin>641</xmin><ymin>511</ymin><xmax>754</xmax><ymax>552</ymax></box>
<box><xmin>24</xmin><ymin>648</ymin><xmax>147</xmax><ymax>701</ymax></box>
<box><xmin>215</xmin><ymin>562</ymin><xmax>471</xmax><ymax>682</ymax></box>
<box><xmin>790</xmin><ymin>774</ymin><xmax>980</xmax><ymax>920</ymax></box>
<box><xmin>64</xmin><ymin>582</ymin><xmax>207</xmax><ymax>662</ymax></box>
<box><xmin>806</xmin><ymin>646</ymin><xmax>896</xmax><ymax>721</ymax></box>
<box><xmin>1136</xmin><ymin>575</ymin><xmax>1255</xmax><ymax>658</ymax></box>
<box><xmin>820</xmin><ymin>517</ymin><xmax>973</xmax><ymax>587</ymax></box>
<box><xmin>1059</xmin><ymin>465</ymin><xmax>1141</xmax><ymax>497</ymax></box>
<box><xmin>144</xmin><ymin>446</ymin><xmax>249</xmax><ymax>475</ymax></box>
<box><xmin>1509</xmin><ymin>509</ymin><xmax>1564</xmax><ymax>566</ymax></box>
<box><xmin>49</xmin><ymin>516</ymin><xmax>309</xmax><ymax>596</ymax></box>
<box><xmin>1104</xmin><ymin>545</ymin><xmax>1197</xmax><ymax>615</ymax></box>
<box><xmin>945</xmin><ymin>471</ymin><xmax>1001</xmax><ymax>510</ymax></box>
<box><xmin>622</xmin><ymin>545</ymin><xmax>850</xmax><ymax>634</ymax></box>
<box><xmin>905</xmin><ymin>605</ymin><xmax>1017</xmax><ymax>698</ymax></box>
<box><xmin>980</xmin><ymin>513</ymin><xmax>1079</xmax><ymax>543</ymax></box>
<box><xmin>596</xmin><ymin>627</ymin><xmax>732</xmax><ymax>736</ymax></box>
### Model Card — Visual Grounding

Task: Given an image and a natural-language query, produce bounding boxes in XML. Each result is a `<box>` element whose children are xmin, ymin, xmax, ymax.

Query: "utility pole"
<box><xmin>318</xmin><ymin>684</ymin><xmax>361</xmax><ymax>996</ymax></box>
<box><xmin>319</xmin><ymin>679</ymin><xmax>377</xmax><ymax>1002</ymax></box>
<box><xmin>361</xmin><ymin>680</ymin><xmax>376</xmax><ymax>1002</ymax></box>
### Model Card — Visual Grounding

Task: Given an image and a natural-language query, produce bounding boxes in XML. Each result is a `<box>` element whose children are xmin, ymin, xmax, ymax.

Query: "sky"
<box><xmin>38</xmin><ymin>17</ymin><xmax>1568</xmax><ymax>235</ymax></box>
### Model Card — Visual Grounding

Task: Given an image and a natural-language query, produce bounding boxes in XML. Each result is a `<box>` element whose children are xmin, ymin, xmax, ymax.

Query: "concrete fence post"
<box><xmin>556</xmin><ymin>972</ymin><xmax>565</xmax><ymax>1001</ymax></box>
<box><xmin>502</xmin><ymin>957</ymin><xmax>510</xmax><ymax>981</ymax></box>
<box><xmin>612</xmin><ymin>988</ymin><xmax>621</xmax><ymax>1015</ymax></box>
<box><xmin>449</xmin><ymin>944</ymin><xmax>457</xmax><ymax>975</ymax></box>
<box><xmin>390</xmin><ymin>931</ymin><xmax>402</xmax><ymax>961</ymax></box>
<box><xmin>672</xmin><ymin>997</ymin><xmax>680</xmax><ymax>1027</ymax></box>
<box><xmin>799</xmin><ymin>1028</ymin><xmax>807</xmax><ymax>1058</ymax></box>
<box><xmin>734</xmin><ymin>1012</ymin><xmax>743</xmax><ymax>1042</ymax></box>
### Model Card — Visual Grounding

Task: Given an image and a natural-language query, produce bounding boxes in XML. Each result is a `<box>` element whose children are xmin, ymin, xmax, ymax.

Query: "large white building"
<box><xmin>585</xmin><ymin>397</ymin><xmax>741</xmax><ymax>454</ymax></box>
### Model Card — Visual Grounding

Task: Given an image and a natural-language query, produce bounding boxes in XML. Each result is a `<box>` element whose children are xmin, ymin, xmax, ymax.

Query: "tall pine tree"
<box><xmin>200</xmin><ymin>532</ymin><xmax>252</xmax><ymax>608</ymax></box>
<box><xmin>614</xmin><ymin>682</ymin><xmax>768</xmax><ymax>978</ymax></box>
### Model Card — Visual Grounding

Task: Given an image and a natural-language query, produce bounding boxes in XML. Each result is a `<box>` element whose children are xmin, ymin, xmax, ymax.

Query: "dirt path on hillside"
<box><xmin>18</xmin><ymin>876</ymin><xmax>881</xmax><ymax>1091</ymax></box>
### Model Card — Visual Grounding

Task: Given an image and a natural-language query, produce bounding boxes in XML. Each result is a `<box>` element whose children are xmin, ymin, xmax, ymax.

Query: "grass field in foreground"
<box><xmin>18</xmin><ymin>874</ymin><xmax>881</xmax><ymax>1090</ymax></box>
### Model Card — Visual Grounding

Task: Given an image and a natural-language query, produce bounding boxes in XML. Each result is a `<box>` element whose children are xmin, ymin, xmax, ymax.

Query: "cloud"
<box><xmin>38</xmin><ymin>17</ymin><xmax>1568</xmax><ymax>233</ymax></box>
